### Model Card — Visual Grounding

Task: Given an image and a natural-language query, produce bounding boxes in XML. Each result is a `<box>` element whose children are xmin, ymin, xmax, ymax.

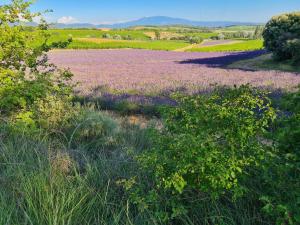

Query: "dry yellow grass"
<box><xmin>199</xmin><ymin>40</ymin><xmax>243</xmax><ymax>48</ymax></box>
<box><xmin>174</xmin><ymin>44</ymin><xmax>199</xmax><ymax>52</ymax></box>
<box><xmin>98</xmin><ymin>28</ymin><xmax>112</xmax><ymax>31</ymax></box>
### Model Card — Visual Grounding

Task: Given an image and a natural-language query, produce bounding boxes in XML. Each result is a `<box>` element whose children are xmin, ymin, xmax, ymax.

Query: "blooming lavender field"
<box><xmin>49</xmin><ymin>49</ymin><xmax>300</xmax><ymax>98</ymax></box>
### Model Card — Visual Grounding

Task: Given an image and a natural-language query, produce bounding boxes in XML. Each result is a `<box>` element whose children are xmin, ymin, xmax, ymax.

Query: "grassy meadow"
<box><xmin>188</xmin><ymin>39</ymin><xmax>264</xmax><ymax>52</ymax></box>
<box><xmin>49</xmin><ymin>28</ymin><xmax>151</xmax><ymax>40</ymax></box>
<box><xmin>27</xmin><ymin>26</ymin><xmax>263</xmax><ymax>52</ymax></box>
<box><xmin>69</xmin><ymin>38</ymin><xmax>190</xmax><ymax>50</ymax></box>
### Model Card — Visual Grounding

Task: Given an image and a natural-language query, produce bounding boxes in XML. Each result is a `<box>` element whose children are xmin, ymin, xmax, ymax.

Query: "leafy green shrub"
<box><xmin>258</xmin><ymin>87</ymin><xmax>300</xmax><ymax>225</ymax></box>
<box><xmin>35</xmin><ymin>95</ymin><xmax>75</xmax><ymax>129</ymax></box>
<box><xmin>187</xmin><ymin>36</ymin><xmax>203</xmax><ymax>44</ymax></box>
<box><xmin>0</xmin><ymin>0</ymin><xmax>73</xmax><ymax>129</ymax></box>
<box><xmin>102</xmin><ymin>33</ymin><xmax>111</xmax><ymax>39</ymax></box>
<box><xmin>123</xmin><ymin>85</ymin><xmax>276</xmax><ymax>221</ymax></box>
<box><xmin>211</xmin><ymin>33</ymin><xmax>226</xmax><ymax>40</ymax></box>
<box><xmin>221</xmin><ymin>30</ymin><xmax>257</xmax><ymax>39</ymax></box>
<box><xmin>263</xmin><ymin>12</ymin><xmax>300</xmax><ymax>64</ymax></box>
<box><xmin>51</xmin><ymin>37</ymin><xmax>73</xmax><ymax>48</ymax></box>
<box><xmin>113</xmin><ymin>34</ymin><xmax>122</xmax><ymax>40</ymax></box>
<box><xmin>279</xmin><ymin>86</ymin><xmax>300</xmax><ymax>113</ymax></box>
<box><xmin>261</xmin><ymin>117</ymin><xmax>300</xmax><ymax>225</ymax></box>
<box><xmin>123</xmin><ymin>34</ymin><xmax>133</xmax><ymax>40</ymax></box>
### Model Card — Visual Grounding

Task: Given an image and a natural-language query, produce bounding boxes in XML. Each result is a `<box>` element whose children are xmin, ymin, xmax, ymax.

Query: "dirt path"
<box><xmin>174</xmin><ymin>40</ymin><xmax>243</xmax><ymax>52</ymax></box>
<box><xmin>199</xmin><ymin>40</ymin><xmax>243</xmax><ymax>47</ymax></box>
<box><xmin>173</xmin><ymin>44</ymin><xmax>199</xmax><ymax>52</ymax></box>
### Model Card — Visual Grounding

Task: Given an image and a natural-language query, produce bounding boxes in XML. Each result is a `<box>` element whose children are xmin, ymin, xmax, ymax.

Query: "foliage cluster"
<box><xmin>256</xmin><ymin>87</ymin><xmax>300</xmax><ymax>225</ymax></box>
<box><xmin>215</xmin><ymin>26</ymin><xmax>264</xmax><ymax>40</ymax></box>
<box><xmin>169</xmin><ymin>35</ymin><xmax>203</xmax><ymax>44</ymax></box>
<box><xmin>187</xmin><ymin>35</ymin><xmax>203</xmax><ymax>44</ymax></box>
<box><xmin>121</xmin><ymin>85</ymin><xmax>300</xmax><ymax>224</ymax></box>
<box><xmin>263</xmin><ymin>12</ymin><xmax>300</xmax><ymax>64</ymax></box>
<box><xmin>0</xmin><ymin>0</ymin><xmax>73</xmax><ymax>130</ymax></box>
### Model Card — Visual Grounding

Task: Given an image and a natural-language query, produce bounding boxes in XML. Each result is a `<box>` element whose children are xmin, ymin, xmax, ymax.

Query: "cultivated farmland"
<box><xmin>189</xmin><ymin>40</ymin><xmax>264</xmax><ymax>52</ymax></box>
<box><xmin>28</xmin><ymin>27</ymin><xmax>263</xmax><ymax>52</ymax></box>
<box><xmin>49</xmin><ymin>49</ymin><xmax>300</xmax><ymax>97</ymax></box>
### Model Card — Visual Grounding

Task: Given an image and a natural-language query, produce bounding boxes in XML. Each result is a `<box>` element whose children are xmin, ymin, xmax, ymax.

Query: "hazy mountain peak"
<box><xmin>42</xmin><ymin>16</ymin><xmax>260</xmax><ymax>29</ymax></box>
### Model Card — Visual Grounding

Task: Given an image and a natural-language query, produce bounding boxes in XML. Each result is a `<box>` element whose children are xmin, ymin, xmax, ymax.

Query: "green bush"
<box><xmin>258</xmin><ymin>87</ymin><xmax>300</xmax><ymax>225</ymax></box>
<box><xmin>113</xmin><ymin>34</ymin><xmax>122</xmax><ymax>40</ymax></box>
<box><xmin>187</xmin><ymin>36</ymin><xmax>203</xmax><ymax>44</ymax></box>
<box><xmin>263</xmin><ymin>12</ymin><xmax>300</xmax><ymax>64</ymax></box>
<box><xmin>102</xmin><ymin>33</ymin><xmax>111</xmax><ymax>39</ymax></box>
<box><xmin>123</xmin><ymin>85</ymin><xmax>276</xmax><ymax>221</ymax></box>
<box><xmin>123</xmin><ymin>34</ymin><xmax>133</xmax><ymax>40</ymax></box>
<box><xmin>51</xmin><ymin>37</ymin><xmax>73</xmax><ymax>48</ymax></box>
<box><xmin>221</xmin><ymin>31</ymin><xmax>255</xmax><ymax>40</ymax></box>
<box><xmin>0</xmin><ymin>0</ymin><xmax>73</xmax><ymax>129</ymax></box>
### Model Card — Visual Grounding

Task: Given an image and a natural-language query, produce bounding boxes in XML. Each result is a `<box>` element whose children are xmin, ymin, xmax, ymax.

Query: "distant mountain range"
<box><xmin>47</xmin><ymin>16</ymin><xmax>261</xmax><ymax>29</ymax></box>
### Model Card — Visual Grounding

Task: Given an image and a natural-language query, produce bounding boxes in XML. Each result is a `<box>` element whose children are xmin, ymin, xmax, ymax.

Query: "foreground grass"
<box><xmin>228</xmin><ymin>53</ymin><xmax>300</xmax><ymax>73</ymax></box>
<box><xmin>0</xmin><ymin>107</ymin><xmax>273</xmax><ymax>225</ymax></box>
<box><xmin>0</xmin><ymin>83</ymin><xmax>299</xmax><ymax>225</ymax></box>
<box><xmin>188</xmin><ymin>40</ymin><xmax>264</xmax><ymax>52</ymax></box>
<box><xmin>0</xmin><ymin>109</ymin><xmax>156</xmax><ymax>224</ymax></box>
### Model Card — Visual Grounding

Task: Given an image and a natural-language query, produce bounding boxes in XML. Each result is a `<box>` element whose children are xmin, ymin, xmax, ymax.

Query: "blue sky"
<box><xmin>2</xmin><ymin>0</ymin><xmax>300</xmax><ymax>24</ymax></box>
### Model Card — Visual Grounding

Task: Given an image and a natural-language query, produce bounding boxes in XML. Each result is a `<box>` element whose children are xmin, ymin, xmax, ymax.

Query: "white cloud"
<box><xmin>57</xmin><ymin>16</ymin><xmax>78</xmax><ymax>24</ymax></box>
<box><xmin>32</xmin><ymin>16</ymin><xmax>43</xmax><ymax>23</ymax></box>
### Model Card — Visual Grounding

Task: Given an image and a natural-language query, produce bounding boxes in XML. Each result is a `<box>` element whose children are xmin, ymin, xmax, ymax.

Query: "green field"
<box><xmin>188</xmin><ymin>40</ymin><xmax>264</xmax><ymax>52</ymax></box>
<box><xmin>29</xmin><ymin>29</ymin><xmax>150</xmax><ymax>47</ymax></box>
<box><xmin>68</xmin><ymin>39</ymin><xmax>190</xmax><ymax>50</ymax></box>
<box><xmin>27</xmin><ymin>27</ymin><xmax>265</xmax><ymax>52</ymax></box>
<box><xmin>183</xmin><ymin>32</ymin><xmax>218</xmax><ymax>39</ymax></box>
<box><xmin>29</xmin><ymin>29</ymin><xmax>191</xmax><ymax>50</ymax></box>
<box><xmin>49</xmin><ymin>29</ymin><xmax>150</xmax><ymax>40</ymax></box>
<box><xmin>48</xmin><ymin>29</ymin><xmax>218</xmax><ymax>42</ymax></box>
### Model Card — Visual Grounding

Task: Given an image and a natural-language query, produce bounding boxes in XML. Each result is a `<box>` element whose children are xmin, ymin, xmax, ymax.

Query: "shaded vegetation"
<box><xmin>228</xmin><ymin>53</ymin><xmax>300</xmax><ymax>73</ymax></box>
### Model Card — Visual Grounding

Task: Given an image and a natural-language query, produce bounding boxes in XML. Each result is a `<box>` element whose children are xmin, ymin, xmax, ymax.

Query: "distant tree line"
<box><xmin>211</xmin><ymin>26</ymin><xmax>264</xmax><ymax>40</ymax></box>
